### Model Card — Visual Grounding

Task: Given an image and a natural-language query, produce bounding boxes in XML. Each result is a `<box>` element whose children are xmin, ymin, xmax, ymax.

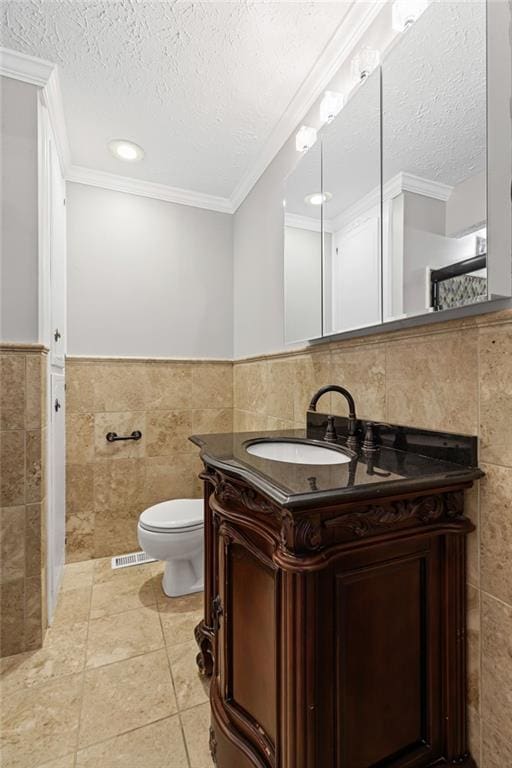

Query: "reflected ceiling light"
<box><xmin>320</xmin><ymin>91</ymin><xmax>344</xmax><ymax>124</ymax></box>
<box><xmin>392</xmin><ymin>0</ymin><xmax>428</xmax><ymax>32</ymax></box>
<box><xmin>108</xmin><ymin>139</ymin><xmax>145</xmax><ymax>162</ymax></box>
<box><xmin>304</xmin><ymin>192</ymin><xmax>332</xmax><ymax>206</ymax></box>
<box><xmin>350</xmin><ymin>47</ymin><xmax>380</xmax><ymax>82</ymax></box>
<box><xmin>295</xmin><ymin>125</ymin><xmax>317</xmax><ymax>152</ymax></box>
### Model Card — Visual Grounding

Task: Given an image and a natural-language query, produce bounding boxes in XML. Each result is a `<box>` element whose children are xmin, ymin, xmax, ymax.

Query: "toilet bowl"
<box><xmin>137</xmin><ymin>499</ymin><xmax>204</xmax><ymax>597</ymax></box>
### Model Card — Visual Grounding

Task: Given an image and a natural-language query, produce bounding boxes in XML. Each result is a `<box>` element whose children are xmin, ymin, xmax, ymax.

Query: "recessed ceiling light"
<box><xmin>108</xmin><ymin>139</ymin><xmax>145</xmax><ymax>162</ymax></box>
<box><xmin>304</xmin><ymin>192</ymin><xmax>332</xmax><ymax>206</ymax></box>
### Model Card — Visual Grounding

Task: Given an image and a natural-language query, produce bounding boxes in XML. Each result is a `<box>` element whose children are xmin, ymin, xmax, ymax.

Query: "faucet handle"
<box><xmin>324</xmin><ymin>415</ymin><xmax>338</xmax><ymax>443</ymax></box>
<box><xmin>362</xmin><ymin>422</ymin><xmax>379</xmax><ymax>453</ymax></box>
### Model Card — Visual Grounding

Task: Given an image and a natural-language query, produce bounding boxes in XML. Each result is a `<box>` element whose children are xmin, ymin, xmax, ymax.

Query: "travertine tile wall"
<box><xmin>0</xmin><ymin>345</ymin><xmax>47</xmax><ymax>657</ymax></box>
<box><xmin>233</xmin><ymin>308</ymin><xmax>512</xmax><ymax>767</ymax></box>
<box><xmin>65</xmin><ymin>358</ymin><xmax>233</xmax><ymax>562</ymax></box>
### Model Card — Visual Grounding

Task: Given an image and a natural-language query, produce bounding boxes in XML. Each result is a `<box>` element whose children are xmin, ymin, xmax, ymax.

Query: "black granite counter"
<box><xmin>190</xmin><ymin>423</ymin><xmax>483</xmax><ymax>510</ymax></box>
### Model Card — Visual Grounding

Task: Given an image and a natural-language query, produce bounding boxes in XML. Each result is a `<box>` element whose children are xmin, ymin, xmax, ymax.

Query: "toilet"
<box><xmin>137</xmin><ymin>499</ymin><xmax>204</xmax><ymax>597</ymax></box>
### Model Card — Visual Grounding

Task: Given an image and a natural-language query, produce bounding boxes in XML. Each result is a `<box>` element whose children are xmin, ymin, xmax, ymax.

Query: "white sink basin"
<box><xmin>245</xmin><ymin>440</ymin><xmax>351</xmax><ymax>465</ymax></box>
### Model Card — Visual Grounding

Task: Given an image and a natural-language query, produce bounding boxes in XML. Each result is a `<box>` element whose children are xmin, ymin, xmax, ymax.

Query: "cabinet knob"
<box><xmin>54</xmin><ymin>328</ymin><xmax>62</xmax><ymax>342</ymax></box>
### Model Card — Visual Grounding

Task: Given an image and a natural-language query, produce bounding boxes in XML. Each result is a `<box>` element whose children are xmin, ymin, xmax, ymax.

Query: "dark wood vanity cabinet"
<box><xmin>195</xmin><ymin>467</ymin><xmax>477</xmax><ymax>768</ymax></box>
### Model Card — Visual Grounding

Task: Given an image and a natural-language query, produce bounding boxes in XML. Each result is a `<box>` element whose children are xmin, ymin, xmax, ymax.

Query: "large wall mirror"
<box><xmin>283</xmin><ymin>0</ymin><xmax>511</xmax><ymax>345</ymax></box>
<box><xmin>323</xmin><ymin>68</ymin><xmax>381</xmax><ymax>336</ymax></box>
<box><xmin>283</xmin><ymin>140</ymin><xmax>323</xmax><ymax>343</ymax></box>
<box><xmin>382</xmin><ymin>0</ymin><xmax>487</xmax><ymax>321</ymax></box>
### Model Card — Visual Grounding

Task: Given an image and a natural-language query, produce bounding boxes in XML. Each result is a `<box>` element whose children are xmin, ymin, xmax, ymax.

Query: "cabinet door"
<box><xmin>333</xmin><ymin>538</ymin><xmax>442</xmax><ymax>768</ymax></box>
<box><xmin>49</xmin><ymin>139</ymin><xmax>66</xmax><ymax>368</ymax></box>
<box><xmin>47</xmin><ymin>373</ymin><xmax>66</xmax><ymax>620</ymax></box>
<box><xmin>217</xmin><ymin>528</ymin><xmax>277</xmax><ymax>755</ymax></box>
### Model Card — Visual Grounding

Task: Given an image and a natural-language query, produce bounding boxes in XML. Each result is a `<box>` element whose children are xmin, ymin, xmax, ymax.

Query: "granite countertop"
<box><xmin>189</xmin><ymin>428</ymin><xmax>484</xmax><ymax>510</ymax></box>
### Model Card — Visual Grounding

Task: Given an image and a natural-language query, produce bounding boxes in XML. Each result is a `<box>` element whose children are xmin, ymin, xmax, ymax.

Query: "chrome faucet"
<box><xmin>308</xmin><ymin>385</ymin><xmax>359</xmax><ymax>450</ymax></box>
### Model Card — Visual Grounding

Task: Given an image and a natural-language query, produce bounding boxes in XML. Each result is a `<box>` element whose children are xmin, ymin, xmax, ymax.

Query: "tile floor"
<box><xmin>0</xmin><ymin>559</ymin><xmax>213</xmax><ymax>768</ymax></box>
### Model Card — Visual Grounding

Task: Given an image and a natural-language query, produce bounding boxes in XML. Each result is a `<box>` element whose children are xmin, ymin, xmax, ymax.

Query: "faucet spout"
<box><xmin>308</xmin><ymin>384</ymin><xmax>357</xmax><ymax>421</ymax></box>
<box><xmin>308</xmin><ymin>384</ymin><xmax>359</xmax><ymax>449</ymax></box>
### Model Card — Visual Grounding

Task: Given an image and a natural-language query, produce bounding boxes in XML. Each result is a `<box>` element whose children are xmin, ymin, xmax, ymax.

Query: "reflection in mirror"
<box><xmin>322</xmin><ymin>68</ymin><xmax>382</xmax><ymax>335</ymax></box>
<box><xmin>283</xmin><ymin>140</ymin><xmax>323</xmax><ymax>343</ymax></box>
<box><xmin>382</xmin><ymin>1</ymin><xmax>487</xmax><ymax>321</ymax></box>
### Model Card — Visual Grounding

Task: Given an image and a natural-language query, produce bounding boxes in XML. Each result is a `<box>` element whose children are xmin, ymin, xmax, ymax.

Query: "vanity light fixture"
<box><xmin>304</xmin><ymin>192</ymin><xmax>332</xmax><ymax>206</ymax></box>
<box><xmin>108</xmin><ymin>139</ymin><xmax>145</xmax><ymax>162</ymax></box>
<box><xmin>392</xmin><ymin>0</ymin><xmax>428</xmax><ymax>32</ymax></box>
<box><xmin>350</xmin><ymin>46</ymin><xmax>380</xmax><ymax>82</ymax></box>
<box><xmin>319</xmin><ymin>91</ymin><xmax>344</xmax><ymax>124</ymax></box>
<box><xmin>295</xmin><ymin>125</ymin><xmax>317</xmax><ymax>152</ymax></box>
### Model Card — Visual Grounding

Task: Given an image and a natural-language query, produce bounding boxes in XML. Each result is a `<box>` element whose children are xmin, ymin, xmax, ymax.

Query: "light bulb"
<box><xmin>295</xmin><ymin>125</ymin><xmax>318</xmax><ymax>152</ymax></box>
<box><xmin>351</xmin><ymin>47</ymin><xmax>380</xmax><ymax>82</ymax></box>
<box><xmin>319</xmin><ymin>91</ymin><xmax>344</xmax><ymax>124</ymax></box>
<box><xmin>392</xmin><ymin>0</ymin><xmax>428</xmax><ymax>32</ymax></box>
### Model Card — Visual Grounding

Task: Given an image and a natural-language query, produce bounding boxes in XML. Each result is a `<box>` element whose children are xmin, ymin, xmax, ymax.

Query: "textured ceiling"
<box><xmin>0</xmin><ymin>0</ymin><xmax>353</xmax><ymax>198</ymax></box>
<box><xmin>382</xmin><ymin>0</ymin><xmax>486</xmax><ymax>185</ymax></box>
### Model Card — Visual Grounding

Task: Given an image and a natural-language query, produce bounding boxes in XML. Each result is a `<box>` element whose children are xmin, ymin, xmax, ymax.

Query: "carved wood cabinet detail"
<box><xmin>195</xmin><ymin>467</ymin><xmax>477</xmax><ymax>768</ymax></box>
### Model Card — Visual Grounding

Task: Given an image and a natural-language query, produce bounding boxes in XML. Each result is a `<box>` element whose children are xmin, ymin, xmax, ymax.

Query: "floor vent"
<box><xmin>111</xmin><ymin>551</ymin><xmax>157</xmax><ymax>570</ymax></box>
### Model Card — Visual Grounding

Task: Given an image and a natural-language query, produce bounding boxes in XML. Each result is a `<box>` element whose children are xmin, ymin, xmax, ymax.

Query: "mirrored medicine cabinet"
<box><xmin>283</xmin><ymin>0</ymin><xmax>512</xmax><ymax>345</ymax></box>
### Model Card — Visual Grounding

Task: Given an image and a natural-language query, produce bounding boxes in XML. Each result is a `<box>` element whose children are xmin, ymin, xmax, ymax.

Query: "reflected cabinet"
<box><xmin>283</xmin><ymin>0</ymin><xmax>512</xmax><ymax>344</ymax></box>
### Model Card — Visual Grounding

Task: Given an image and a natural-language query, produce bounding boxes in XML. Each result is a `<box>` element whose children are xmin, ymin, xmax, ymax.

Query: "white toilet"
<box><xmin>137</xmin><ymin>499</ymin><xmax>204</xmax><ymax>597</ymax></box>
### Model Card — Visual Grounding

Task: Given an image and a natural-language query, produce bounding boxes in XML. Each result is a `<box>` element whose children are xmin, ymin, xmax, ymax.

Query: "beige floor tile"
<box><xmin>86</xmin><ymin>606</ymin><xmax>163</xmax><ymax>668</ymax></box>
<box><xmin>0</xmin><ymin>673</ymin><xmax>82</xmax><ymax>768</ymax></box>
<box><xmin>76</xmin><ymin>715</ymin><xmax>188</xmax><ymax>768</ymax></box>
<box><xmin>168</xmin><ymin>640</ymin><xmax>209</xmax><ymax>711</ymax></box>
<box><xmin>79</xmin><ymin>649</ymin><xmax>176</xmax><ymax>749</ymax></box>
<box><xmin>181</xmin><ymin>703</ymin><xmax>213</xmax><ymax>768</ymax></box>
<box><xmin>0</xmin><ymin>620</ymin><xmax>88</xmax><ymax>695</ymax></box>
<box><xmin>159</xmin><ymin>591</ymin><xmax>203</xmax><ymax>648</ymax></box>
<box><xmin>61</xmin><ymin>560</ymin><xmax>95</xmax><ymax>591</ymax></box>
<box><xmin>90</xmin><ymin>570</ymin><xmax>156</xmax><ymax>620</ymax></box>
<box><xmin>53</xmin><ymin>585</ymin><xmax>92</xmax><ymax>626</ymax></box>
<box><xmin>36</xmin><ymin>755</ymin><xmax>76</xmax><ymax>768</ymax></box>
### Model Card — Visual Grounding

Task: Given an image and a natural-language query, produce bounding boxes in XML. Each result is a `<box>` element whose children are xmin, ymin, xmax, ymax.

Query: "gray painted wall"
<box><xmin>0</xmin><ymin>76</ymin><xmax>39</xmax><ymax>342</ymax></box>
<box><xmin>66</xmin><ymin>182</ymin><xmax>233</xmax><ymax>358</ymax></box>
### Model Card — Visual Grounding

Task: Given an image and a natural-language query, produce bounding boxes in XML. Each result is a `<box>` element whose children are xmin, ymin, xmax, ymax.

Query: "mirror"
<box><xmin>322</xmin><ymin>68</ymin><xmax>382</xmax><ymax>335</ymax></box>
<box><xmin>283</xmin><ymin>140</ymin><xmax>323</xmax><ymax>343</ymax></box>
<box><xmin>382</xmin><ymin>1</ymin><xmax>487</xmax><ymax>320</ymax></box>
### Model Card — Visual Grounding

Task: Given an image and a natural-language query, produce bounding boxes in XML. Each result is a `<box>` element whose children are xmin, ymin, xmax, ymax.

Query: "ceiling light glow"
<box><xmin>304</xmin><ymin>192</ymin><xmax>332</xmax><ymax>206</ymax></box>
<box><xmin>392</xmin><ymin>0</ymin><xmax>428</xmax><ymax>32</ymax></box>
<box><xmin>320</xmin><ymin>91</ymin><xmax>344</xmax><ymax>124</ymax></box>
<box><xmin>295</xmin><ymin>125</ymin><xmax>318</xmax><ymax>152</ymax></box>
<box><xmin>108</xmin><ymin>139</ymin><xmax>145</xmax><ymax>162</ymax></box>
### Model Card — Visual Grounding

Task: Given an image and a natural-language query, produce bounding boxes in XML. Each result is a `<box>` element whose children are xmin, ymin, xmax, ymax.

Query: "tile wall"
<box><xmin>0</xmin><ymin>344</ymin><xmax>47</xmax><ymax>656</ymax></box>
<box><xmin>233</xmin><ymin>308</ymin><xmax>512</xmax><ymax>767</ymax></box>
<box><xmin>65</xmin><ymin>358</ymin><xmax>233</xmax><ymax>561</ymax></box>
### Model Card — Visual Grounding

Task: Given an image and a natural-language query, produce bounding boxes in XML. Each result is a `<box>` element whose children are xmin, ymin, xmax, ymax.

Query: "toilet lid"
<box><xmin>139</xmin><ymin>499</ymin><xmax>203</xmax><ymax>533</ymax></box>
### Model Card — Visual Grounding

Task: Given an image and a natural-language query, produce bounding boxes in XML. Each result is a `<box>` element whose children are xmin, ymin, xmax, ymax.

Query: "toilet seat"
<box><xmin>139</xmin><ymin>499</ymin><xmax>203</xmax><ymax>534</ymax></box>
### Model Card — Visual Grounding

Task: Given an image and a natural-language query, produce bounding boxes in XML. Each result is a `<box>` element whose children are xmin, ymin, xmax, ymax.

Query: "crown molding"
<box><xmin>329</xmin><ymin>172</ymin><xmax>454</xmax><ymax>233</ymax></box>
<box><xmin>399</xmin><ymin>172</ymin><xmax>453</xmax><ymax>202</ymax></box>
<box><xmin>285</xmin><ymin>213</ymin><xmax>322</xmax><ymax>233</ymax></box>
<box><xmin>66</xmin><ymin>165</ymin><xmax>233</xmax><ymax>213</ymax></box>
<box><xmin>229</xmin><ymin>1</ymin><xmax>384</xmax><ymax>213</ymax></box>
<box><xmin>41</xmin><ymin>68</ymin><xmax>72</xmax><ymax>174</ymax></box>
<box><xmin>0</xmin><ymin>46</ymin><xmax>54</xmax><ymax>86</ymax></box>
<box><xmin>0</xmin><ymin>47</ymin><xmax>71</xmax><ymax>174</ymax></box>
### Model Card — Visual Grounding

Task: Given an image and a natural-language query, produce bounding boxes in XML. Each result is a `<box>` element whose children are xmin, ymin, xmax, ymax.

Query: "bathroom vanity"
<box><xmin>192</xmin><ymin>415</ymin><xmax>483</xmax><ymax>768</ymax></box>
